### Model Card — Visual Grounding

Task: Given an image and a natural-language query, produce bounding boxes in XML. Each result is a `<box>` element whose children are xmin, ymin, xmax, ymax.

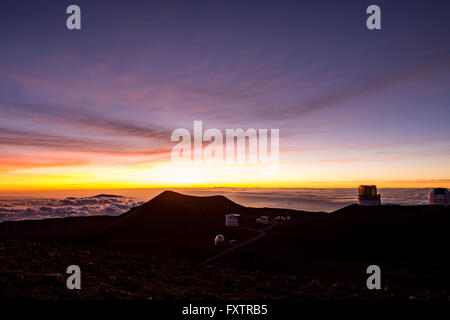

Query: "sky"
<box><xmin>0</xmin><ymin>0</ymin><xmax>449</xmax><ymax>191</ymax></box>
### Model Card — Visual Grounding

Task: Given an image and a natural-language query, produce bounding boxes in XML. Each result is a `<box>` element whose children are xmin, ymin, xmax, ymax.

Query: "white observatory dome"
<box><xmin>214</xmin><ymin>234</ymin><xmax>226</xmax><ymax>246</ymax></box>
<box><xmin>428</xmin><ymin>188</ymin><xmax>450</xmax><ymax>205</ymax></box>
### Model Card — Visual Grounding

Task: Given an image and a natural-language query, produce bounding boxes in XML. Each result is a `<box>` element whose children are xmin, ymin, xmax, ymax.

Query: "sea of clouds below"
<box><xmin>0</xmin><ymin>194</ymin><xmax>145</xmax><ymax>222</ymax></box>
<box><xmin>178</xmin><ymin>188</ymin><xmax>430</xmax><ymax>212</ymax></box>
<box><xmin>0</xmin><ymin>188</ymin><xmax>432</xmax><ymax>222</ymax></box>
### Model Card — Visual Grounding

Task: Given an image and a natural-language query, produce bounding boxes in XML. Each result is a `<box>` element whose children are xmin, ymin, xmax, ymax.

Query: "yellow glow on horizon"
<box><xmin>0</xmin><ymin>159</ymin><xmax>449</xmax><ymax>191</ymax></box>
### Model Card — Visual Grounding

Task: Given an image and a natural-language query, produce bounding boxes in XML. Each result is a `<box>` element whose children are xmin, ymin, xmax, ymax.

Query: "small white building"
<box><xmin>428</xmin><ymin>188</ymin><xmax>450</xmax><ymax>206</ymax></box>
<box><xmin>225</xmin><ymin>213</ymin><xmax>240</xmax><ymax>227</ymax></box>
<box><xmin>256</xmin><ymin>216</ymin><xmax>271</xmax><ymax>224</ymax></box>
<box><xmin>357</xmin><ymin>185</ymin><xmax>381</xmax><ymax>206</ymax></box>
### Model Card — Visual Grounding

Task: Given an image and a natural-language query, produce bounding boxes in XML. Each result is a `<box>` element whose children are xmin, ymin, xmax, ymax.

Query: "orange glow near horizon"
<box><xmin>1</xmin><ymin>157</ymin><xmax>449</xmax><ymax>192</ymax></box>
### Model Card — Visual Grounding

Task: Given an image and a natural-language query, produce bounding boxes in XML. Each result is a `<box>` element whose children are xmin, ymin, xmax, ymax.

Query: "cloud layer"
<box><xmin>0</xmin><ymin>194</ymin><xmax>144</xmax><ymax>222</ymax></box>
<box><xmin>0</xmin><ymin>187</ymin><xmax>434</xmax><ymax>222</ymax></box>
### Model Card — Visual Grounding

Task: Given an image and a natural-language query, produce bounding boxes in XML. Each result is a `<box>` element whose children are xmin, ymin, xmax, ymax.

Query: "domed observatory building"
<box><xmin>358</xmin><ymin>185</ymin><xmax>381</xmax><ymax>206</ymax></box>
<box><xmin>428</xmin><ymin>188</ymin><xmax>450</xmax><ymax>206</ymax></box>
<box><xmin>214</xmin><ymin>234</ymin><xmax>226</xmax><ymax>246</ymax></box>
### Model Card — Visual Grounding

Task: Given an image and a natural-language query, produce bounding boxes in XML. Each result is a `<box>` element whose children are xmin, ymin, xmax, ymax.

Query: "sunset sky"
<box><xmin>0</xmin><ymin>0</ymin><xmax>449</xmax><ymax>191</ymax></box>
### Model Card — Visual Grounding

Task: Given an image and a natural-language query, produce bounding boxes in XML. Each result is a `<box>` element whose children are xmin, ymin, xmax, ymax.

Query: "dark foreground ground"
<box><xmin>0</xmin><ymin>191</ymin><xmax>449</xmax><ymax>300</ymax></box>
<box><xmin>2</xmin><ymin>240</ymin><xmax>447</xmax><ymax>300</ymax></box>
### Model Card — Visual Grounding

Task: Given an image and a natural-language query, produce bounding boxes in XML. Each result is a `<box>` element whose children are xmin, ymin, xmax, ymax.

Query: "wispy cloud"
<box><xmin>0</xmin><ymin>127</ymin><xmax>122</xmax><ymax>151</ymax></box>
<box><xmin>264</xmin><ymin>57</ymin><xmax>450</xmax><ymax>120</ymax></box>
<box><xmin>0</xmin><ymin>99</ymin><xmax>172</xmax><ymax>141</ymax></box>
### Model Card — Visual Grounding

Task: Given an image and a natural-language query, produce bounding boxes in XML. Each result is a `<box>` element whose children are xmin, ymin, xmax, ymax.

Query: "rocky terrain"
<box><xmin>2</xmin><ymin>240</ymin><xmax>448</xmax><ymax>300</ymax></box>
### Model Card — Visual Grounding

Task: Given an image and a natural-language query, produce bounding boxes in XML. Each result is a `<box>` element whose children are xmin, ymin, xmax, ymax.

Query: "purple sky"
<box><xmin>0</xmin><ymin>0</ymin><xmax>449</xmax><ymax>189</ymax></box>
